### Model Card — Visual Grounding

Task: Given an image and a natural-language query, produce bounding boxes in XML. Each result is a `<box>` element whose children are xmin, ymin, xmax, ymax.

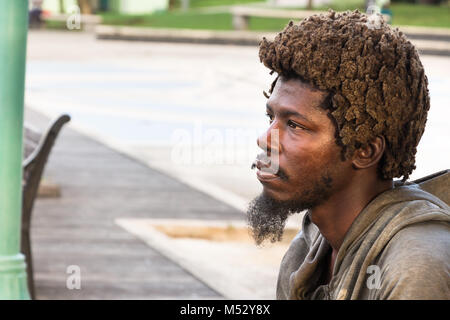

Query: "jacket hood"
<box><xmin>404</xmin><ymin>169</ymin><xmax>449</xmax><ymax>206</ymax></box>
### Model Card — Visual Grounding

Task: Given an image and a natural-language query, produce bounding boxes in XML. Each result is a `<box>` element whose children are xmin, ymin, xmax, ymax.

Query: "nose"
<box><xmin>257</xmin><ymin>123</ymin><xmax>281</xmax><ymax>156</ymax></box>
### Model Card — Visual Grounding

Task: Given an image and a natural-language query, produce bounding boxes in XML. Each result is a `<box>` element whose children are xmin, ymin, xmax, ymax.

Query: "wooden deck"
<box><xmin>25</xmin><ymin>109</ymin><xmax>244</xmax><ymax>299</ymax></box>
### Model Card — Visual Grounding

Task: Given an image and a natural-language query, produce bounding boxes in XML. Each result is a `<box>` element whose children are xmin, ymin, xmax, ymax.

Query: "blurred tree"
<box><xmin>59</xmin><ymin>0</ymin><xmax>65</xmax><ymax>13</ymax></box>
<box><xmin>307</xmin><ymin>0</ymin><xmax>314</xmax><ymax>9</ymax></box>
<box><xmin>77</xmin><ymin>0</ymin><xmax>93</xmax><ymax>14</ymax></box>
<box><xmin>169</xmin><ymin>0</ymin><xmax>177</xmax><ymax>10</ymax></box>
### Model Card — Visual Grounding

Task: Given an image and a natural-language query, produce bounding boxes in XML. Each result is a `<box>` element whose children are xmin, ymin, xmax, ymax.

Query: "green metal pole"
<box><xmin>0</xmin><ymin>0</ymin><xmax>30</xmax><ymax>299</ymax></box>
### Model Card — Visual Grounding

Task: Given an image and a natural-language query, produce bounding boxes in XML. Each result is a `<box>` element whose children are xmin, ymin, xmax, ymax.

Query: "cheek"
<box><xmin>281</xmin><ymin>144</ymin><xmax>317</xmax><ymax>178</ymax></box>
<box><xmin>281</xmin><ymin>138</ymin><xmax>340</xmax><ymax>178</ymax></box>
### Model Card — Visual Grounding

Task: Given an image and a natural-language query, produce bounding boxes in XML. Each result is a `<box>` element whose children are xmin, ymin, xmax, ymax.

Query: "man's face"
<box><xmin>247</xmin><ymin>76</ymin><xmax>351</xmax><ymax>244</ymax></box>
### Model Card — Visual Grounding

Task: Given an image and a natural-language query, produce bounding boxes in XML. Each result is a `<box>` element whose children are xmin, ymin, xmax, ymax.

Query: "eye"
<box><xmin>287</xmin><ymin>120</ymin><xmax>306</xmax><ymax>130</ymax></box>
<box><xmin>266</xmin><ymin>113</ymin><xmax>274</xmax><ymax>124</ymax></box>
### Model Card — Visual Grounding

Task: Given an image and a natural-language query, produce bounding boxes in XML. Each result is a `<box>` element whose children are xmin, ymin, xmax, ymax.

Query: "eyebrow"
<box><xmin>266</xmin><ymin>103</ymin><xmax>313</xmax><ymax>124</ymax></box>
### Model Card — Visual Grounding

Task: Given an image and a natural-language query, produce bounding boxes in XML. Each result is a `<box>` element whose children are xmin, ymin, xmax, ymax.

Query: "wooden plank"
<box><xmin>25</xmin><ymin>108</ymin><xmax>244</xmax><ymax>299</ymax></box>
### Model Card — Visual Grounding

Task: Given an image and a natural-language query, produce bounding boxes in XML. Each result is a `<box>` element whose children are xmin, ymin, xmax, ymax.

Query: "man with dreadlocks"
<box><xmin>247</xmin><ymin>10</ymin><xmax>449</xmax><ymax>299</ymax></box>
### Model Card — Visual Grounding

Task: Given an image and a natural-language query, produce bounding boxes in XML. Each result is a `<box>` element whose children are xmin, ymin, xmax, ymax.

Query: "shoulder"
<box><xmin>375</xmin><ymin>221</ymin><xmax>450</xmax><ymax>299</ymax></box>
<box><xmin>382</xmin><ymin>221</ymin><xmax>449</xmax><ymax>270</ymax></box>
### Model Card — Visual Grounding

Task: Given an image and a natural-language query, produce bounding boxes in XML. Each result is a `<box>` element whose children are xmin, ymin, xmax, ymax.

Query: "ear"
<box><xmin>352</xmin><ymin>136</ymin><xmax>386</xmax><ymax>170</ymax></box>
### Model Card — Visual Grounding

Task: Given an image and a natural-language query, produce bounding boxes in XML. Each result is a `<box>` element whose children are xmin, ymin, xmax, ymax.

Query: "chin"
<box><xmin>262</xmin><ymin>187</ymin><xmax>294</xmax><ymax>202</ymax></box>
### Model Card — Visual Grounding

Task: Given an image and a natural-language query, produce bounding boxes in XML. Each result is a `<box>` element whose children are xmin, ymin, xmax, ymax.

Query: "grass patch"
<box><xmin>390</xmin><ymin>4</ymin><xmax>450</xmax><ymax>28</ymax></box>
<box><xmin>44</xmin><ymin>20</ymin><xmax>84</xmax><ymax>31</ymax></box>
<box><xmin>101</xmin><ymin>11</ymin><xmax>296</xmax><ymax>31</ymax></box>
<box><xmin>171</xmin><ymin>0</ymin><xmax>264</xmax><ymax>9</ymax></box>
<box><xmin>319</xmin><ymin>2</ymin><xmax>450</xmax><ymax>28</ymax></box>
<box><xmin>101</xmin><ymin>12</ymin><xmax>233</xmax><ymax>30</ymax></box>
<box><xmin>249</xmin><ymin>16</ymin><xmax>292</xmax><ymax>31</ymax></box>
<box><xmin>98</xmin><ymin>3</ymin><xmax>449</xmax><ymax>30</ymax></box>
<box><xmin>315</xmin><ymin>0</ymin><xmax>365</xmax><ymax>11</ymax></box>
<box><xmin>101</xmin><ymin>11</ymin><xmax>295</xmax><ymax>31</ymax></box>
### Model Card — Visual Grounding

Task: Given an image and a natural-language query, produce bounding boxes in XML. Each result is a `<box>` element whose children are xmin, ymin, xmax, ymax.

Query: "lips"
<box><xmin>256</xmin><ymin>168</ymin><xmax>280</xmax><ymax>182</ymax></box>
<box><xmin>252</xmin><ymin>153</ymin><xmax>281</xmax><ymax>182</ymax></box>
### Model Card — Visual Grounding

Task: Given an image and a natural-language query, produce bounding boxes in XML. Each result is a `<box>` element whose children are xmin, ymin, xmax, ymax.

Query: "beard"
<box><xmin>247</xmin><ymin>172</ymin><xmax>334</xmax><ymax>246</ymax></box>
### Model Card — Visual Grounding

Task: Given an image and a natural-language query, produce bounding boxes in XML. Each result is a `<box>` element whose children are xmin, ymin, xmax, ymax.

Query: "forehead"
<box><xmin>268</xmin><ymin>77</ymin><xmax>329</xmax><ymax>119</ymax></box>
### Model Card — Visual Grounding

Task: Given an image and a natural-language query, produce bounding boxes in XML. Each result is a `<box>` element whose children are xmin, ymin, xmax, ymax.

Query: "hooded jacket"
<box><xmin>277</xmin><ymin>170</ymin><xmax>450</xmax><ymax>300</ymax></box>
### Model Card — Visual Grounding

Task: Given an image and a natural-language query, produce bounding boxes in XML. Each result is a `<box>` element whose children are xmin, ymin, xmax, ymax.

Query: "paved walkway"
<box><xmin>26</xmin><ymin>108</ymin><xmax>244</xmax><ymax>299</ymax></box>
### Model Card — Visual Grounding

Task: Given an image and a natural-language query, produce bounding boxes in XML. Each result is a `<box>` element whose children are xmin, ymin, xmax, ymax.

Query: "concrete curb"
<box><xmin>96</xmin><ymin>25</ymin><xmax>450</xmax><ymax>56</ymax></box>
<box><xmin>399</xmin><ymin>25</ymin><xmax>450</xmax><ymax>42</ymax></box>
<box><xmin>96</xmin><ymin>25</ymin><xmax>271</xmax><ymax>46</ymax></box>
<box><xmin>115</xmin><ymin>218</ymin><xmax>286</xmax><ymax>300</ymax></box>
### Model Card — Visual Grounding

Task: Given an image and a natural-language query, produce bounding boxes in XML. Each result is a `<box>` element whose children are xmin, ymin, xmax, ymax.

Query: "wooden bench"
<box><xmin>230</xmin><ymin>6</ymin><xmax>390</xmax><ymax>30</ymax></box>
<box><xmin>22</xmin><ymin>114</ymin><xmax>71</xmax><ymax>299</ymax></box>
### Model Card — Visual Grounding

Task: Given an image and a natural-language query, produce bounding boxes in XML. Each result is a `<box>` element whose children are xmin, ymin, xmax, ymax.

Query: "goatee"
<box><xmin>246</xmin><ymin>174</ymin><xmax>333</xmax><ymax>245</ymax></box>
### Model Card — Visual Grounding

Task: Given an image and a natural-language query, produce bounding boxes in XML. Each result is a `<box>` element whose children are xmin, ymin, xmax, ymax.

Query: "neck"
<box><xmin>310</xmin><ymin>175</ymin><xmax>393</xmax><ymax>253</ymax></box>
